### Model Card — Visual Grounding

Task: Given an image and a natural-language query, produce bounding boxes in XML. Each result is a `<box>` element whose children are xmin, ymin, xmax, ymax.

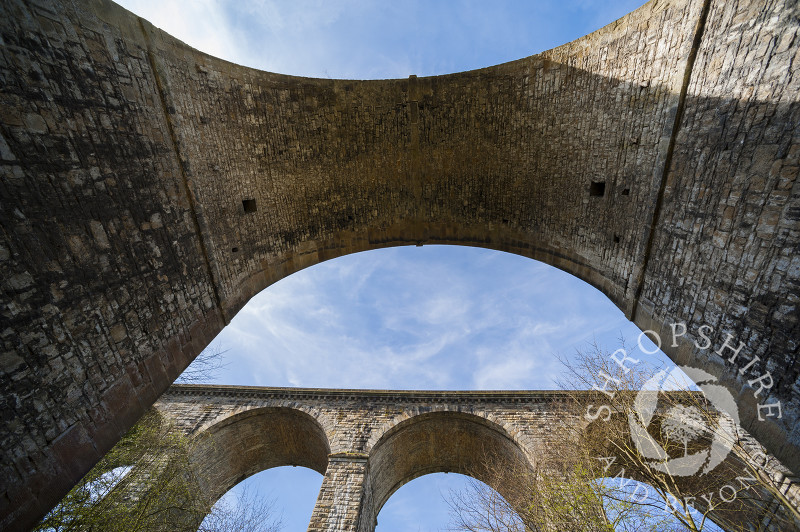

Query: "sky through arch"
<box><xmin>188</xmin><ymin>245</ymin><xmax>685</xmax><ymax>530</ymax></box>
<box><xmin>194</xmin><ymin>245</ymin><xmax>666</xmax><ymax>390</ymax></box>
<box><xmin>116</xmin><ymin>0</ymin><xmax>647</xmax><ymax>79</ymax></box>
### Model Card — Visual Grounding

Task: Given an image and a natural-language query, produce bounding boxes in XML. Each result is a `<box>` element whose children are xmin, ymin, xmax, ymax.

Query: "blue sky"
<box><xmin>117</xmin><ymin>0</ymin><xmax>646</xmax><ymax>79</ymax></box>
<box><xmin>206</xmin><ymin>247</ymin><xmax>638</xmax><ymax>391</ymax></box>
<box><xmin>109</xmin><ymin>1</ymin><xmax>703</xmax><ymax>530</ymax></box>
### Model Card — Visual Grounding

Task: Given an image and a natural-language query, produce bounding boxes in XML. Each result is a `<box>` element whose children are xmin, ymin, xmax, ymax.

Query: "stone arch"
<box><xmin>2</xmin><ymin>0</ymin><xmax>799</xmax><ymax>529</ymax></box>
<box><xmin>188</xmin><ymin>401</ymin><xmax>338</xmax><ymax>454</ymax></box>
<box><xmin>188</xmin><ymin>407</ymin><xmax>330</xmax><ymax>505</ymax></box>
<box><xmin>364</xmin><ymin>411</ymin><xmax>532</xmax><ymax>523</ymax></box>
<box><xmin>364</xmin><ymin>406</ymin><xmax>538</xmax><ymax>462</ymax></box>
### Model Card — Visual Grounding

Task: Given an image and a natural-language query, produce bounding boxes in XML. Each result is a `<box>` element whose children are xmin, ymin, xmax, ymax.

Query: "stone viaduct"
<box><xmin>0</xmin><ymin>0</ymin><xmax>797</xmax><ymax>529</ymax></box>
<box><xmin>152</xmin><ymin>384</ymin><xmax>797</xmax><ymax>531</ymax></box>
<box><xmin>157</xmin><ymin>385</ymin><xmax>554</xmax><ymax>531</ymax></box>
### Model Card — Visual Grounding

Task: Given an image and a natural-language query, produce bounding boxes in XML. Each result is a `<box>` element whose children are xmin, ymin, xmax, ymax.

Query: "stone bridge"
<box><xmin>1</xmin><ymin>0</ymin><xmax>798</xmax><ymax>529</ymax></box>
<box><xmin>156</xmin><ymin>385</ymin><xmax>555</xmax><ymax>531</ymax></box>
<box><xmin>153</xmin><ymin>385</ymin><xmax>798</xmax><ymax>531</ymax></box>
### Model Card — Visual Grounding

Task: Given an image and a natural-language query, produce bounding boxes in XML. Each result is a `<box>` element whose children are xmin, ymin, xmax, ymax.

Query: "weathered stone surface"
<box><xmin>154</xmin><ymin>385</ymin><xmax>800</xmax><ymax>531</ymax></box>
<box><xmin>0</xmin><ymin>0</ymin><xmax>798</xmax><ymax>529</ymax></box>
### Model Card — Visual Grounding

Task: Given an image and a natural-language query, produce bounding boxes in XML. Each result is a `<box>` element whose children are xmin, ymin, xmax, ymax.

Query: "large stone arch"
<box><xmin>132</xmin><ymin>406</ymin><xmax>330</xmax><ymax>531</ymax></box>
<box><xmin>1</xmin><ymin>0</ymin><xmax>798</xmax><ymax>529</ymax></box>
<box><xmin>172</xmin><ymin>400</ymin><xmax>339</xmax><ymax>453</ymax></box>
<box><xmin>188</xmin><ymin>407</ymin><xmax>329</xmax><ymax>505</ymax></box>
<box><xmin>358</xmin><ymin>411</ymin><xmax>532</xmax><ymax>531</ymax></box>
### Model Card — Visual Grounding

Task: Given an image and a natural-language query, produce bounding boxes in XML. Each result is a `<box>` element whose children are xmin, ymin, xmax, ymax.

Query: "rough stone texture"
<box><xmin>189</xmin><ymin>407</ymin><xmax>330</xmax><ymax>503</ymax></box>
<box><xmin>309</xmin><ymin>456</ymin><xmax>370</xmax><ymax>532</ymax></box>
<box><xmin>153</xmin><ymin>385</ymin><xmax>799</xmax><ymax>531</ymax></box>
<box><xmin>635</xmin><ymin>0</ymin><xmax>800</xmax><ymax>468</ymax></box>
<box><xmin>0</xmin><ymin>1</ymin><xmax>225</xmax><ymax>530</ymax></box>
<box><xmin>0</xmin><ymin>0</ymin><xmax>798</xmax><ymax>529</ymax></box>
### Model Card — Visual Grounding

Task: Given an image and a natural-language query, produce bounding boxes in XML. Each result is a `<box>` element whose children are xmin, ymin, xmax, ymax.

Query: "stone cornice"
<box><xmin>161</xmin><ymin>383</ymin><xmax>592</xmax><ymax>403</ymax></box>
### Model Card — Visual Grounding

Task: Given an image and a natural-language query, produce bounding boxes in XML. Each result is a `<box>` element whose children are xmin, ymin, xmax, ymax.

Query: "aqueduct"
<box><xmin>0</xmin><ymin>0</ymin><xmax>798</xmax><ymax>529</ymax></box>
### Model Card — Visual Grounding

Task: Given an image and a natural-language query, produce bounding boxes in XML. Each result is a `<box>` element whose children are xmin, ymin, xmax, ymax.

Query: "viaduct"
<box><xmin>0</xmin><ymin>0</ymin><xmax>798</xmax><ymax>529</ymax></box>
<box><xmin>153</xmin><ymin>385</ymin><xmax>799</xmax><ymax>531</ymax></box>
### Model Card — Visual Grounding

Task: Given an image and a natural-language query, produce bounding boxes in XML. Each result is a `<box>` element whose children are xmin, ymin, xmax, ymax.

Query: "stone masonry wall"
<box><xmin>0</xmin><ymin>1</ymin><xmax>224</xmax><ymax>529</ymax></box>
<box><xmin>635</xmin><ymin>0</ymin><xmax>800</xmax><ymax>464</ymax></box>
<box><xmin>153</xmin><ymin>385</ymin><xmax>800</xmax><ymax>531</ymax></box>
<box><xmin>1</xmin><ymin>0</ymin><xmax>798</xmax><ymax>529</ymax></box>
<box><xmin>138</xmin><ymin>0</ymin><xmax>702</xmax><ymax>317</ymax></box>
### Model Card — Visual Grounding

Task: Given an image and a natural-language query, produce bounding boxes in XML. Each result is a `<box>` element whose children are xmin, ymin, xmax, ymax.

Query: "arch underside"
<box><xmin>134</xmin><ymin>406</ymin><xmax>330</xmax><ymax>531</ymax></box>
<box><xmin>189</xmin><ymin>407</ymin><xmax>330</xmax><ymax>505</ymax></box>
<box><xmin>0</xmin><ymin>0</ymin><xmax>798</xmax><ymax>529</ymax></box>
<box><xmin>366</xmin><ymin>411</ymin><xmax>532</xmax><ymax>516</ymax></box>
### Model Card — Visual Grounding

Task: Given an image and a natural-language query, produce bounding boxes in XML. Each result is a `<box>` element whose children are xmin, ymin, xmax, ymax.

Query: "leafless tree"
<box><xmin>198</xmin><ymin>485</ymin><xmax>282</xmax><ymax>532</ymax></box>
<box><xmin>445</xmin><ymin>340</ymin><xmax>800</xmax><ymax>532</ymax></box>
<box><xmin>175</xmin><ymin>341</ymin><xmax>230</xmax><ymax>384</ymax></box>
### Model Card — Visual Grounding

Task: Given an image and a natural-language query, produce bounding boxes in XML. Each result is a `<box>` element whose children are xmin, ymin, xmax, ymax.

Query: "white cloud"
<box><xmin>116</xmin><ymin>0</ymin><xmax>409</xmax><ymax>77</ymax></box>
<box><xmin>236</xmin><ymin>0</ymin><xmax>348</xmax><ymax>34</ymax></box>
<box><xmin>189</xmin><ymin>244</ymin><xmax>657</xmax><ymax>392</ymax></box>
<box><xmin>115</xmin><ymin>0</ymin><xmax>648</xmax><ymax>81</ymax></box>
<box><xmin>118</xmin><ymin>0</ymin><xmax>244</xmax><ymax>63</ymax></box>
<box><xmin>198</xmin><ymin>245</ymin><xmax>636</xmax><ymax>391</ymax></box>
<box><xmin>473</xmin><ymin>355</ymin><xmax>538</xmax><ymax>389</ymax></box>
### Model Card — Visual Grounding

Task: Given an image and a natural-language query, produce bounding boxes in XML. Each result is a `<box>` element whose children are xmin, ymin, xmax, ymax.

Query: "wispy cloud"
<box><xmin>188</xmin><ymin>245</ymin><xmax>655</xmax><ymax>392</ymax></box>
<box><xmin>117</xmin><ymin>0</ymin><xmax>648</xmax><ymax>79</ymax></box>
<box><xmin>120</xmin><ymin>0</ymin><xmax>242</xmax><ymax>61</ymax></box>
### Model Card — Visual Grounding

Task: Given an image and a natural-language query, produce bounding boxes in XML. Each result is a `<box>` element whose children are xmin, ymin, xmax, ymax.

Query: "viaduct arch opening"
<box><xmin>201</xmin><ymin>244</ymin><xmax>642</xmax><ymax>392</ymax></box>
<box><xmin>1</xmin><ymin>0</ymin><xmax>798</xmax><ymax>529</ymax></box>
<box><xmin>366</xmin><ymin>411</ymin><xmax>531</xmax><ymax>518</ymax></box>
<box><xmin>188</xmin><ymin>407</ymin><xmax>330</xmax><ymax>506</ymax></box>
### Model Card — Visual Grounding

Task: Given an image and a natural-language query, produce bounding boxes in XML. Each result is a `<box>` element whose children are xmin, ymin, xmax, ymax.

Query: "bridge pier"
<box><xmin>307</xmin><ymin>453</ymin><xmax>374</xmax><ymax>532</ymax></box>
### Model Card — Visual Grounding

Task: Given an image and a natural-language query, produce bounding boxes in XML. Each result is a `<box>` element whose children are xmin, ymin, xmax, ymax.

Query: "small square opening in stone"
<box><xmin>621</xmin><ymin>188</ymin><xmax>630</xmax><ymax>196</ymax></box>
<box><xmin>242</xmin><ymin>198</ymin><xmax>257</xmax><ymax>213</ymax></box>
<box><xmin>613</xmin><ymin>235</ymin><xmax>620</xmax><ymax>243</ymax></box>
<box><xmin>589</xmin><ymin>181</ymin><xmax>605</xmax><ymax>197</ymax></box>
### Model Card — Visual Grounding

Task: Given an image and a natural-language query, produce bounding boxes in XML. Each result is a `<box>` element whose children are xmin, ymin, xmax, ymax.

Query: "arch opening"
<box><xmin>196</xmin><ymin>245</ymin><xmax>659</xmax><ymax>391</ymax></box>
<box><xmin>198</xmin><ymin>466</ymin><xmax>323</xmax><ymax>532</ymax></box>
<box><xmin>365</xmin><ymin>411</ymin><xmax>532</xmax><ymax>521</ymax></box>
<box><xmin>376</xmin><ymin>472</ymin><xmax>520</xmax><ymax>531</ymax></box>
<box><xmin>189</xmin><ymin>407</ymin><xmax>330</xmax><ymax>506</ymax></box>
